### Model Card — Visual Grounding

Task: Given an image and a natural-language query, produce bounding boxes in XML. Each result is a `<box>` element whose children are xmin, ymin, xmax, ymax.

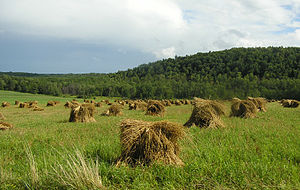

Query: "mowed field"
<box><xmin>0</xmin><ymin>90</ymin><xmax>299</xmax><ymax>189</ymax></box>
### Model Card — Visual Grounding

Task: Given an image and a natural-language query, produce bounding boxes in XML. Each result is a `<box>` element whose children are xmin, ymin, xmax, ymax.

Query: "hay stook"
<box><xmin>102</xmin><ymin>104</ymin><xmax>123</xmax><ymax>116</ymax></box>
<box><xmin>117</xmin><ymin>119</ymin><xmax>185</xmax><ymax>166</ymax></box>
<box><xmin>184</xmin><ymin>98</ymin><xmax>225</xmax><ymax>128</ymax></box>
<box><xmin>0</xmin><ymin>121</ymin><xmax>13</xmax><ymax>130</ymax></box>
<box><xmin>69</xmin><ymin>103</ymin><xmax>96</xmax><ymax>122</ymax></box>
<box><xmin>145</xmin><ymin>100</ymin><xmax>165</xmax><ymax>116</ymax></box>
<box><xmin>230</xmin><ymin>100</ymin><xmax>257</xmax><ymax>118</ymax></box>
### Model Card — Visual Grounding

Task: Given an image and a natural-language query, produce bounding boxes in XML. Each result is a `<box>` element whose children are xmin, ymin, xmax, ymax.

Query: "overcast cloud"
<box><xmin>0</xmin><ymin>0</ymin><xmax>300</xmax><ymax>73</ymax></box>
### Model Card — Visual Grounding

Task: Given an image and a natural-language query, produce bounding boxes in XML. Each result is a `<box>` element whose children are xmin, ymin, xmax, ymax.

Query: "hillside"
<box><xmin>1</xmin><ymin>47</ymin><xmax>300</xmax><ymax>99</ymax></box>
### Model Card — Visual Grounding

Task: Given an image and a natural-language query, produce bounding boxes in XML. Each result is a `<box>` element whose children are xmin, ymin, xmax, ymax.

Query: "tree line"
<box><xmin>1</xmin><ymin>47</ymin><xmax>300</xmax><ymax>100</ymax></box>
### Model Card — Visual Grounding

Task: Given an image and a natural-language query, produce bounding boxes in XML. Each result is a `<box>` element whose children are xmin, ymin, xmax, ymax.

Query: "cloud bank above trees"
<box><xmin>0</xmin><ymin>0</ymin><xmax>299</xmax><ymax>73</ymax></box>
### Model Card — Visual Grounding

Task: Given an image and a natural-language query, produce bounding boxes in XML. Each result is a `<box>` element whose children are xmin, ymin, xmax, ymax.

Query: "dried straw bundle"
<box><xmin>247</xmin><ymin>97</ymin><xmax>267</xmax><ymax>112</ymax></box>
<box><xmin>117</xmin><ymin>119</ymin><xmax>185</xmax><ymax>166</ymax></box>
<box><xmin>230</xmin><ymin>100</ymin><xmax>257</xmax><ymax>118</ymax></box>
<box><xmin>184</xmin><ymin>99</ymin><xmax>225</xmax><ymax>128</ymax></box>
<box><xmin>145</xmin><ymin>101</ymin><xmax>165</xmax><ymax>116</ymax></box>
<box><xmin>0</xmin><ymin>121</ymin><xmax>13</xmax><ymax>130</ymax></box>
<box><xmin>102</xmin><ymin>104</ymin><xmax>123</xmax><ymax>116</ymax></box>
<box><xmin>69</xmin><ymin>104</ymin><xmax>96</xmax><ymax>122</ymax></box>
<box><xmin>281</xmin><ymin>99</ymin><xmax>299</xmax><ymax>108</ymax></box>
<box><xmin>1</xmin><ymin>102</ymin><xmax>10</xmax><ymax>108</ymax></box>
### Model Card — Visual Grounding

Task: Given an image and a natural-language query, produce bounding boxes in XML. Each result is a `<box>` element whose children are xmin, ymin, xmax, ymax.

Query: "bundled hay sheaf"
<box><xmin>1</xmin><ymin>102</ymin><xmax>10</xmax><ymax>108</ymax></box>
<box><xmin>94</xmin><ymin>102</ymin><xmax>102</xmax><ymax>107</ymax></box>
<box><xmin>0</xmin><ymin>121</ymin><xmax>13</xmax><ymax>130</ymax></box>
<box><xmin>145</xmin><ymin>101</ymin><xmax>165</xmax><ymax>116</ymax></box>
<box><xmin>184</xmin><ymin>99</ymin><xmax>225</xmax><ymax>128</ymax></box>
<box><xmin>129</xmin><ymin>102</ymin><xmax>147</xmax><ymax>111</ymax></box>
<box><xmin>117</xmin><ymin>119</ymin><xmax>185</xmax><ymax>166</ymax></box>
<box><xmin>15</xmin><ymin>100</ymin><xmax>20</xmax><ymax>106</ymax></box>
<box><xmin>247</xmin><ymin>97</ymin><xmax>267</xmax><ymax>112</ymax></box>
<box><xmin>230</xmin><ymin>100</ymin><xmax>257</xmax><ymax>118</ymax></box>
<box><xmin>47</xmin><ymin>101</ymin><xmax>56</xmax><ymax>107</ymax></box>
<box><xmin>69</xmin><ymin>104</ymin><xmax>96</xmax><ymax>122</ymax></box>
<box><xmin>102</xmin><ymin>104</ymin><xmax>123</xmax><ymax>116</ymax></box>
<box><xmin>281</xmin><ymin>99</ymin><xmax>299</xmax><ymax>108</ymax></box>
<box><xmin>19</xmin><ymin>102</ymin><xmax>29</xmax><ymax>108</ymax></box>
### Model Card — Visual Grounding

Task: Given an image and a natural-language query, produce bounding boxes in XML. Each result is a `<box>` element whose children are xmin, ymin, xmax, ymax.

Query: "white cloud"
<box><xmin>0</xmin><ymin>0</ymin><xmax>300</xmax><ymax>59</ymax></box>
<box><xmin>154</xmin><ymin>47</ymin><xmax>176</xmax><ymax>58</ymax></box>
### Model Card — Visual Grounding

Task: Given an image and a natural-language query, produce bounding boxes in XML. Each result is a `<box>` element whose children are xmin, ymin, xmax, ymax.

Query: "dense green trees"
<box><xmin>1</xmin><ymin>47</ymin><xmax>300</xmax><ymax>100</ymax></box>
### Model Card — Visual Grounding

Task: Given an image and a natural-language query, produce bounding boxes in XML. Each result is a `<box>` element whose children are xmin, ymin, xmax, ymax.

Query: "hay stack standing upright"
<box><xmin>184</xmin><ymin>98</ymin><xmax>225</xmax><ymax>128</ymax></box>
<box><xmin>145</xmin><ymin>100</ymin><xmax>165</xmax><ymax>116</ymax></box>
<box><xmin>230</xmin><ymin>99</ymin><xmax>257</xmax><ymax>118</ymax></box>
<box><xmin>69</xmin><ymin>103</ymin><xmax>96</xmax><ymax>122</ymax></box>
<box><xmin>117</xmin><ymin>119</ymin><xmax>185</xmax><ymax>166</ymax></box>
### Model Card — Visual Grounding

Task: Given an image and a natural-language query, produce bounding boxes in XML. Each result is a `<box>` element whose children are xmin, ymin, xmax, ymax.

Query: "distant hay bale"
<box><xmin>54</xmin><ymin>101</ymin><xmax>60</xmax><ymax>105</ymax></box>
<box><xmin>64</xmin><ymin>101</ymin><xmax>73</xmax><ymax>108</ymax></box>
<box><xmin>145</xmin><ymin>100</ymin><xmax>165</xmax><ymax>116</ymax></box>
<box><xmin>129</xmin><ymin>102</ymin><xmax>147</xmax><ymax>111</ymax></box>
<box><xmin>19</xmin><ymin>102</ymin><xmax>29</xmax><ymax>108</ymax></box>
<box><xmin>281</xmin><ymin>99</ymin><xmax>299</xmax><ymax>108</ymax></box>
<box><xmin>0</xmin><ymin>121</ymin><xmax>13</xmax><ymax>130</ymax></box>
<box><xmin>0</xmin><ymin>112</ymin><xmax>5</xmax><ymax>120</ymax></box>
<box><xmin>230</xmin><ymin>100</ymin><xmax>257</xmax><ymax>118</ymax></box>
<box><xmin>164</xmin><ymin>100</ymin><xmax>172</xmax><ymax>106</ymax></box>
<box><xmin>1</xmin><ymin>102</ymin><xmax>10</xmax><ymax>108</ymax></box>
<box><xmin>69</xmin><ymin>104</ymin><xmax>96</xmax><ymax>122</ymax></box>
<box><xmin>47</xmin><ymin>101</ymin><xmax>56</xmax><ymax>107</ymax></box>
<box><xmin>102</xmin><ymin>104</ymin><xmax>123</xmax><ymax>116</ymax></box>
<box><xmin>28</xmin><ymin>101</ymin><xmax>38</xmax><ymax>108</ymax></box>
<box><xmin>94</xmin><ymin>102</ymin><xmax>102</xmax><ymax>107</ymax></box>
<box><xmin>117</xmin><ymin>119</ymin><xmax>185</xmax><ymax>166</ymax></box>
<box><xmin>15</xmin><ymin>101</ymin><xmax>20</xmax><ymax>106</ymax></box>
<box><xmin>175</xmin><ymin>100</ymin><xmax>182</xmax><ymax>106</ymax></box>
<box><xmin>184</xmin><ymin>100</ymin><xmax>191</xmax><ymax>105</ymax></box>
<box><xmin>247</xmin><ymin>97</ymin><xmax>267</xmax><ymax>112</ymax></box>
<box><xmin>184</xmin><ymin>99</ymin><xmax>225</xmax><ymax>128</ymax></box>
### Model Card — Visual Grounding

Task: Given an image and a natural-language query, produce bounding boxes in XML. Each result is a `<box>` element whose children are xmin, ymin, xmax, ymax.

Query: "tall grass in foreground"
<box><xmin>24</xmin><ymin>144</ymin><xmax>40</xmax><ymax>189</ymax></box>
<box><xmin>52</xmin><ymin>149</ymin><xmax>103</xmax><ymax>190</ymax></box>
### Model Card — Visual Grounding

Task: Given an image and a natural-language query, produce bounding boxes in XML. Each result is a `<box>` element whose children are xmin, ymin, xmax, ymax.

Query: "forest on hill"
<box><xmin>1</xmin><ymin>47</ymin><xmax>300</xmax><ymax>100</ymax></box>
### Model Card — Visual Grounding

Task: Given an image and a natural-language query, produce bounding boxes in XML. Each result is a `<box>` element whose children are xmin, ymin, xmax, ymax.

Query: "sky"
<box><xmin>0</xmin><ymin>0</ymin><xmax>300</xmax><ymax>73</ymax></box>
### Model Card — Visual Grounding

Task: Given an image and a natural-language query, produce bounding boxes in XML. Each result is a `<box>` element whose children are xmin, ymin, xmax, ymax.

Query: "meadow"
<box><xmin>0</xmin><ymin>90</ymin><xmax>299</xmax><ymax>189</ymax></box>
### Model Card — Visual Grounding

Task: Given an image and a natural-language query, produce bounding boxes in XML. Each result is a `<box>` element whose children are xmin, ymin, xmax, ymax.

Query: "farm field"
<box><xmin>0</xmin><ymin>90</ymin><xmax>299</xmax><ymax>189</ymax></box>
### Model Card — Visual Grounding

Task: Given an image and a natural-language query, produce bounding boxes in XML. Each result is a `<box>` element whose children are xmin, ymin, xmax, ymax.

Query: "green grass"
<box><xmin>0</xmin><ymin>90</ymin><xmax>299</xmax><ymax>189</ymax></box>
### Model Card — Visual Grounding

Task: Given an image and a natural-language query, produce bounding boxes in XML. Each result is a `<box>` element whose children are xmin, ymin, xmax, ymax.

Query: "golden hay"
<box><xmin>102</xmin><ymin>104</ymin><xmax>123</xmax><ymax>116</ymax></box>
<box><xmin>64</xmin><ymin>101</ymin><xmax>73</xmax><ymax>108</ymax></box>
<box><xmin>230</xmin><ymin>100</ymin><xmax>257</xmax><ymax>118</ymax></box>
<box><xmin>47</xmin><ymin>101</ymin><xmax>56</xmax><ymax>106</ymax></box>
<box><xmin>94</xmin><ymin>102</ymin><xmax>102</xmax><ymax>107</ymax></box>
<box><xmin>281</xmin><ymin>99</ymin><xmax>300</xmax><ymax>108</ymax></box>
<box><xmin>184</xmin><ymin>99</ymin><xmax>225</xmax><ymax>128</ymax></box>
<box><xmin>145</xmin><ymin>100</ymin><xmax>165</xmax><ymax>116</ymax></box>
<box><xmin>0</xmin><ymin>112</ymin><xmax>5</xmax><ymax>120</ymax></box>
<box><xmin>28</xmin><ymin>101</ymin><xmax>38</xmax><ymax>108</ymax></box>
<box><xmin>247</xmin><ymin>97</ymin><xmax>267</xmax><ymax>112</ymax></box>
<box><xmin>69</xmin><ymin>104</ymin><xmax>96</xmax><ymax>122</ymax></box>
<box><xmin>0</xmin><ymin>121</ymin><xmax>13</xmax><ymax>130</ymax></box>
<box><xmin>164</xmin><ymin>100</ymin><xmax>172</xmax><ymax>106</ymax></box>
<box><xmin>1</xmin><ymin>102</ymin><xmax>10</xmax><ymax>108</ymax></box>
<box><xmin>129</xmin><ymin>102</ymin><xmax>147</xmax><ymax>111</ymax></box>
<box><xmin>15</xmin><ymin>100</ymin><xmax>20</xmax><ymax>105</ymax></box>
<box><xmin>19</xmin><ymin>102</ymin><xmax>29</xmax><ymax>108</ymax></box>
<box><xmin>175</xmin><ymin>100</ymin><xmax>182</xmax><ymax>106</ymax></box>
<box><xmin>117</xmin><ymin>119</ymin><xmax>185</xmax><ymax>166</ymax></box>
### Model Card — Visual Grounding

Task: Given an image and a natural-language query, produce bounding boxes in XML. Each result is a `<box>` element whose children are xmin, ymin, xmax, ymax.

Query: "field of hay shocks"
<box><xmin>0</xmin><ymin>90</ymin><xmax>299</xmax><ymax>189</ymax></box>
